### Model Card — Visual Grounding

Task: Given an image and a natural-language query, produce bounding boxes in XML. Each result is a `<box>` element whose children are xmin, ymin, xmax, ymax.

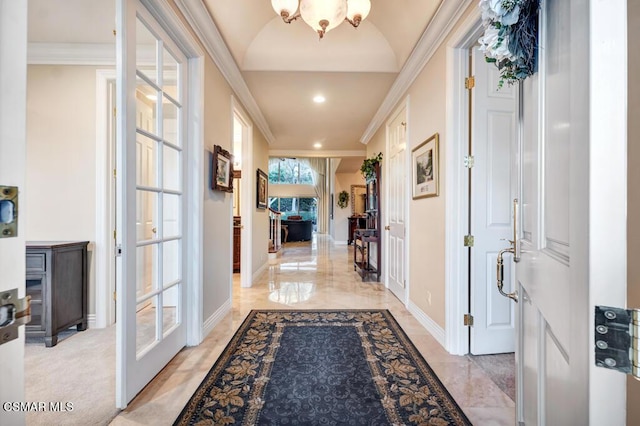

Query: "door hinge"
<box><xmin>113</xmin><ymin>168</ymin><xmax>116</xmax><ymax>178</ymax></box>
<box><xmin>113</xmin><ymin>230</ymin><xmax>116</xmax><ymax>240</ymax></box>
<box><xmin>594</xmin><ymin>306</ymin><xmax>639</xmax><ymax>378</ymax></box>
<box><xmin>465</xmin><ymin>76</ymin><xmax>475</xmax><ymax>89</ymax></box>
<box><xmin>464</xmin><ymin>155</ymin><xmax>475</xmax><ymax>168</ymax></box>
<box><xmin>464</xmin><ymin>313</ymin><xmax>474</xmax><ymax>327</ymax></box>
<box><xmin>113</xmin><ymin>291</ymin><xmax>117</xmax><ymax>301</ymax></box>
<box><xmin>464</xmin><ymin>235</ymin><xmax>475</xmax><ymax>247</ymax></box>
<box><xmin>113</xmin><ymin>107</ymin><xmax>116</xmax><ymax>117</ymax></box>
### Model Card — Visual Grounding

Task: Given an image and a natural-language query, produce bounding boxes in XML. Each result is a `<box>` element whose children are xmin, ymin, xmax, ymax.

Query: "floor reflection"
<box><xmin>268</xmin><ymin>281</ymin><xmax>316</xmax><ymax>304</ymax></box>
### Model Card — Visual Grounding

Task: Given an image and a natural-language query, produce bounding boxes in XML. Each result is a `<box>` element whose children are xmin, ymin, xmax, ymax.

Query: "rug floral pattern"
<box><xmin>175</xmin><ymin>310</ymin><xmax>471</xmax><ymax>426</ymax></box>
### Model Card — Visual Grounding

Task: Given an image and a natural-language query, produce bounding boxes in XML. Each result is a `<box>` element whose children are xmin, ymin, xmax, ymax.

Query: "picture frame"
<box><xmin>412</xmin><ymin>133</ymin><xmax>439</xmax><ymax>199</ymax></box>
<box><xmin>211</xmin><ymin>145</ymin><xmax>234</xmax><ymax>193</ymax></box>
<box><xmin>256</xmin><ymin>168</ymin><xmax>268</xmax><ymax>209</ymax></box>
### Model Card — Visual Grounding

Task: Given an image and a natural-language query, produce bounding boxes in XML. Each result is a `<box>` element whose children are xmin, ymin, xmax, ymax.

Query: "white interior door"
<box><xmin>386</xmin><ymin>107</ymin><xmax>407</xmax><ymax>303</ymax></box>
<box><xmin>116</xmin><ymin>0</ymin><xmax>188</xmax><ymax>407</ymax></box>
<box><xmin>469</xmin><ymin>46</ymin><xmax>517</xmax><ymax>354</ymax></box>
<box><xmin>0</xmin><ymin>2</ymin><xmax>27</xmax><ymax>424</ymax></box>
<box><xmin>516</xmin><ymin>0</ymin><xmax>627</xmax><ymax>423</ymax></box>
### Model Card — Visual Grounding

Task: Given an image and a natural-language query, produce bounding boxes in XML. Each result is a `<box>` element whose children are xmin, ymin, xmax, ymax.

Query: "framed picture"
<box><xmin>412</xmin><ymin>133</ymin><xmax>439</xmax><ymax>199</ymax></box>
<box><xmin>256</xmin><ymin>168</ymin><xmax>268</xmax><ymax>209</ymax></box>
<box><xmin>211</xmin><ymin>145</ymin><xmax>234</xmax><ymax>193</ymax></box>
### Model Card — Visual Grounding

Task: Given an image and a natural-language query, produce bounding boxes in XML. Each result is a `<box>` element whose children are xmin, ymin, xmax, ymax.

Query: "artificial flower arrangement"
<box><xmin>478</xmin><ymin>0</ymin><xmax>540</xmax><ymax>88</ymax></box>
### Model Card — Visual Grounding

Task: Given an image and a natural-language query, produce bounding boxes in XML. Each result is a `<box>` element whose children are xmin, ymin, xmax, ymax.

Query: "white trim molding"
<box><xmin>408</xmin><ymin>301</ymin><xmax>447</xmax><ymax>349</ymax></box>
<box><xmin>269</xmin><ymin>150</ymin><xmax>367</xmax><ymax>158</ymax></box>
<box><xmin>95</xmin><ymin>69</ymin><xmax>117</xmax><ymax>329</ymax></box>
<box><xmin>252</xmin><ymin>262</ymin><xmax>269</xmax><ymax>283</ymax></box>
<box><xmin>444</xmin><ymin>7</ymin><xmax>482</xmax><ymax>356</ymax></box>
<box><xmin>202</xmin><ymin>299</ymin><xmax>232</xmax><ymax>339</ymax></box>
<box><xmin>360</xmin><ymin>0</ymin><xmax>474</xmax><ymax>144</ymax></box>
<box><xmin>175</xmin><ymin>0</ymin><xmax>275</xmax><ymax>145</ymax></box>
<box><xmin>28</xmin><ymin>43</ymin><xmax>116</xmax><ymax>65</ymax></box>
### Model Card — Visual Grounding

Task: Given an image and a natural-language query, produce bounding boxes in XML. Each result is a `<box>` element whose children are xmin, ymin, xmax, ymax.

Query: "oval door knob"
<box><xmin>385</xmin><ymin>225</ymin><xmax>390</xmax><ymax>231</ymax></box>
<box><xmin>152</xmin><ymin>227</ymin><xmax>157</xmax><ymax>234</ymax></box>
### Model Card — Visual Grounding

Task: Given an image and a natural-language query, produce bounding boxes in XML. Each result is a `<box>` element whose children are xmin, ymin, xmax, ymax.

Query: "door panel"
<box><xmin>470</xmin><ymin>46</ymin><xmax>517</xmax><ymax>354</ymax></box>
<box><xmin>517</xmin><ymin>0</ymin><xmax>590</xmax><ymax>423</ymax></box>
<box><xmin>116</xmin><ymin>0</ymin><xmax>187</xmax><ymax>407</ymax></box>
<box><xmin>386</xmin><ymin>107</ymin><xmax>406</xmax><ymax>302</ymax></box>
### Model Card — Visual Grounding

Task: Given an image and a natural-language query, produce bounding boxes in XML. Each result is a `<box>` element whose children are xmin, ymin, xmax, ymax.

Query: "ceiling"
<box><xmin>27</xmin><ymin>0</ymin><xmax>444</xmax><ymax>161</ymax></box>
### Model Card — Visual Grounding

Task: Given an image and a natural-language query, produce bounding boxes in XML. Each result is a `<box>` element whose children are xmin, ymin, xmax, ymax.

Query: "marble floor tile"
<box><xmin>25</xmin><ymin>235</ymin><xmax>515</xmax><ymax>426</ymax></box>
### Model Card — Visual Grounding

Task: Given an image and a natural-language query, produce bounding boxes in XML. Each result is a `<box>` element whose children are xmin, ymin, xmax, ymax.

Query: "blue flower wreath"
<box><xmin>478</xmin><ymin>0</ymin><xmax>540</xmax><ymax>88</ymax></box>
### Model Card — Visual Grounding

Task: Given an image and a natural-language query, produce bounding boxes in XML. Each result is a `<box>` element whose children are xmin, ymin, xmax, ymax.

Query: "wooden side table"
<box><xmin>26</xmin><ymin>241</ymin><xmax>89</xmax><ymax>347</ymax></box>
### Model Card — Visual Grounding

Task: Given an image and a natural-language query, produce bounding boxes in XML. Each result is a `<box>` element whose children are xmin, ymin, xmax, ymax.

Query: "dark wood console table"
<box><xmin>348</xmin><ymin>216</ymin><xmax>367</xmax><ymax>245</ymax></box>
<box><xmin>26</xmin><ymin>241</ymin><xmax>89</xmax><ymax>347</ymax></box>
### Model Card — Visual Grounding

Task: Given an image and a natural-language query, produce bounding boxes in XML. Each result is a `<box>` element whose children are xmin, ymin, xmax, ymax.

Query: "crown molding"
<box><xmin>175</xmin><ymin>0</ymin><xmax>275</xmax><ymax>145</ymax></box>
<box><xmin>360</xmin><ymin>0</ymin><xmax>474</xmax><ymax>144</ymax></box>
<box><xmin>268</xmin><ymin>149</ymin><xmax>367</xmax><ymax>158</ymax></box>
<box><xmin>28</xmin><ymin>42</ymin><xmax>116</xmax><ymax>65</ymax></box>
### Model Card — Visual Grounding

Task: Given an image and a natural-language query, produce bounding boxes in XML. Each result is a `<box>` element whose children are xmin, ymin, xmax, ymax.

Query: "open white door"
<box><xmin>516</xmin><ymin>0</ymin><xmax>627</xmax><ymax>423</ymax></box>
<box><xmin>469</xmin><ymin>46</ymin><xmax>517</xmax><ymax>354</ymax></box>
<box><xmin>386</xmin><ymin>105</ymin><xmax>407</xmax><ymax>303</ymax></box>
<box><xmin>0</xmin><ymin>2</ymin><xmax>27</xmax><ymax>424</ymax></box>
<box><xmin>115</xmin><ymin>0</ymin><xmax>189</xmax><ymax>407</ymax></box>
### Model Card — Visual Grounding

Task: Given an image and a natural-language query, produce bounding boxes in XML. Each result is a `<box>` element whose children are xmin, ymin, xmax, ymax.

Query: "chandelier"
<box><xmin>271</xmin><ymin>0</ymin><xmax>371</xmax><ymax>39</ymax></box>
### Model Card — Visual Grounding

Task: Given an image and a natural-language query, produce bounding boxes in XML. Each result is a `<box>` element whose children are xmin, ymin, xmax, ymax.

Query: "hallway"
<box><xmin>26</xmin><ymin>236</ymin><xmax>514</xmax><ymax>425</ymax></box>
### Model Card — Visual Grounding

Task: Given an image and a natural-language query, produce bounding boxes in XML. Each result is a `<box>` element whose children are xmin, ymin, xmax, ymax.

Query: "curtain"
<box><xmin>304</xmin><ymin>158</ymin><xmax>327</xmax><ymax>234</ymax></box>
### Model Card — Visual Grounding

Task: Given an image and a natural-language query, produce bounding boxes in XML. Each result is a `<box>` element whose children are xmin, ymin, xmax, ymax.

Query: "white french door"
<box><xmin>116</xmin><ymin>0</ymin><xmax>188</xmax><ymax>408</ymax></box>
<box><xmin>386</xmin><ymin>106</ymin><xmax>407</xmax><ymax>303</ymax></box>
<box><xmin>469</xmin><ymin>45</ymin><xmax>517</xmax><ymax>355</ymax></box>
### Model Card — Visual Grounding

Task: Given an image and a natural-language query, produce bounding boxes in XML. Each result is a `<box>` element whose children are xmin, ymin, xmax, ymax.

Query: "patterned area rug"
<box><xmin>174</xmin><ymin>310</ymin><xmax>471</xmax><ymax>425</ymax></box>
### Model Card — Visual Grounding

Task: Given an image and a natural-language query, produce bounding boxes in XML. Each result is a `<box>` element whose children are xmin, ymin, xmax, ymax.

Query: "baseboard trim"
<box><xmin>407</xmin><ymin>300</ymin><xmax>447</xmax><ymax>349</ymax></box>
<box><xmin>333</xmin><ymin>240</ymin><xmax>348</xmax><ymax>245</ymax></box>
<box><xmin>252</xmin><ymin>262</ymin><xmax>268</xmax><ymax>283</ymax></box>
<box><xmin>202</xmin><ymin>298</ymin><xmax>232</xmax><ymax>340</ymax></box>
<box><xmin>87</xmin><ymin>314</ymin><xmax>97</xmax><ymax>329</ymax></box>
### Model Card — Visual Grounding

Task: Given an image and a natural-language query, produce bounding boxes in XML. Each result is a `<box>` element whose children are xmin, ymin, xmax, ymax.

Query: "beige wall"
<box><xmin>334</xmin><ymin>172</ymin><xmax>365</xmax><ymax>244</ymax></box>
<box><xmin>252</xmin><ymin>131</ymin><xmax>270</xmax><ymax>275</ymax></box>
<box><xmin>201</xmin><ymin>55</ymin><xmax>234</xmax><ymax>321</ymax></box>
<box><xmin>628</xmin><ymin>0</ymin><xmax>640</xmax><ymax>422</ymax></box>
<box><xmin>26</xmin><ymin>65</ymin><xmax>99</xmax><ymax>316</ymax></box>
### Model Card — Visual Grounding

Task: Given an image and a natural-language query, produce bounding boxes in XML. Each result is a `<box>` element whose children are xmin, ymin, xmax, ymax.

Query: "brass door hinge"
<box><xmin>464</xmin><ymin>235</ymin><xmax>475</xmax><ymax>247</ymax></box>
<box><xmin>464</xmin><ymin>313</ymin><xmax>474</xmax><ymax>327</ymax></box>
<box><xmin>465</xmin><ymin>76</ymin><xmax>475</xmax><ymax>89</ymax></box>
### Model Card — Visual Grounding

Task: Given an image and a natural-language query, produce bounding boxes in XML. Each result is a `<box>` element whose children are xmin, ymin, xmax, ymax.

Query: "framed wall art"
<box><xmin>412</xmin><ymin>133</ymin><xmax>439</xmax><ymax>199</ymax></box>
<box><xmin>211</xmin><ymin>145</ymin><xmax>234</xmax><ymax>193</ymax></box>
<box><xmin>256</xmin><ymin>168</ymin><xmax>268</xmax><ymax>209</ymax></box>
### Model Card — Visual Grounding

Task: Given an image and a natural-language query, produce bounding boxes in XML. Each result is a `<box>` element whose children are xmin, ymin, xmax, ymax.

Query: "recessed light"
<box><xmin>313</xmin><ymin>143</ymin><xmax>322</xmax><ymax>149</ymax></box>
<box><xmin>313</xmin><ymin>95</ymin><xmax>326</xmax><ymax>104</ymax></box>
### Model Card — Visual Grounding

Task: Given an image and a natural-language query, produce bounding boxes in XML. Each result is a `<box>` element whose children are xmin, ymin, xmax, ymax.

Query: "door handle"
<box><xmin>496</xmin><ymin>199</ymin><xmax>520</xmax><ymax>302</ymax></box>
<box><xmin>385</xmin><ymin>225</ymin><xmax>390</xmax><ymax>231</ymax></box>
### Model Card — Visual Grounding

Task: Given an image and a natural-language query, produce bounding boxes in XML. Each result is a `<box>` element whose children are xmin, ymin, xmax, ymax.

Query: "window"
<box><xmin>269</xmin><ymin>197</ymin><xmax>318</xmax><ymax>223</ymax></box>
<box><xmin>268</xmin><ymin>158</ymin><xmax>314</xmax><ymax>184</ymax></box>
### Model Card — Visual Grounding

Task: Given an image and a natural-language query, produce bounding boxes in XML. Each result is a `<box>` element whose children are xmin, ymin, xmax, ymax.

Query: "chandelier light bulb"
<box><xmin>346</xmin><ymin>0</ymin><xmax>371</xmax><ymax>27</ymax></box>
<box><xmin>271</xmin><ymin>0</ymin><xmax>299</xmax><ymax>19</ymax></box>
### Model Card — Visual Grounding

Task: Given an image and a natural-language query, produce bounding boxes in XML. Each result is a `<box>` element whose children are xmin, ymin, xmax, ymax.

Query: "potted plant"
<box><xmin>337</xmin><ymin>190</ymin><xmax>349</xmax><ymax>209</ymax></box>
<box><xmin>360</xmin><ymin>152</ymin><xmax>382</xmax><ymax>181</ymax></box>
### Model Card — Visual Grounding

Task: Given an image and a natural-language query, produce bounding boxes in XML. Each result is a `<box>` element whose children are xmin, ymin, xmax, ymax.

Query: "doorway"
<box><xmin>233</xmin><ymin>101</ymin><xmax>254</xmax><ymax>288</ymax></box>
<box><xmin>468</xmin><ymin>45</ymin><xmax>517</xmax><ymax>355</ymax></box>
